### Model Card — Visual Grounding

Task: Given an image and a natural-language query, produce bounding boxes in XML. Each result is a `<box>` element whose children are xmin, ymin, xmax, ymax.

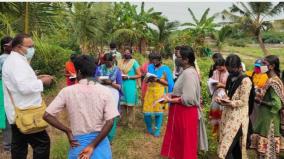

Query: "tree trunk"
<box><xmin>24</xmin><ymin>2</ymin><xmax>29</xmax><ymax>34</ymax></box>
<box><xmin>139</xmin><ymin>38</ymin><xmax>147</xmax><ymax>54</ymax></box>
<box><xmin>100</xmin><ymin>42</ymin><xmax>104</xmax><ymax>54</ymax></box>
<box><xmin>138</xmin><ymin>40</ymin><xmax>142</xmax><ymax>54</ymax></box>
<box><xmin>257</xmin><ymin>33</ymin><xmax>270</xmax><ymax>56</ymax></box>
<box><xmin>80</xmin><ymin>44</ymin><xmax>88</xmax><ymax>54</ymax></box>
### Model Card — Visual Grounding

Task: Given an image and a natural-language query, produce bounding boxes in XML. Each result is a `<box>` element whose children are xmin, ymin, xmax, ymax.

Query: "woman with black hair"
<box><xmin>94</xmin><ymin>53</ymin><xmax>122</xmax><ymax>143</ymax></box>
<box><xmin>118</xmin><ymin>48</ymin><xmax>141</xmax><ymax>128</ymax></box>
<box><xmin>217</xmin><ymin>54</ymin><xmax>252</xmax><ymax>159</ymax></box>
<box><xmin>143</xmin><ymin>52</ymin><xmax>174</xmax><ymax>137</ymax></box>
<box><xmin>208</xmin><ymin>52</ymin><xmax>224</xmax><ymax>78</ymax></box>
<box><xmin>160</xmin><ymin>46</ymin><xmax>207</xmax><ymax>159</ymax></box>
<box><xmin>65</xmin><ymin>53</ymin><xmax>78</xmax><ymax>86</ymax></box>
<box><xmin>209</xmin><ymin>58</ymin><xmax>229</xmax><ymax>137</ymax></box>
<box><xmin>250</xmin><ymin>55</ymin><xmax>284</xmax><ymax>158</ymax></box>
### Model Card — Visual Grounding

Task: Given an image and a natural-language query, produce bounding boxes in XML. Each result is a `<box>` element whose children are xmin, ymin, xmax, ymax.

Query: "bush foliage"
<box><xmin>31</xmin><ymin>35</ymin><xmax>71</xmax><ymax>78</ymax></box>
<box><xmin>262</xmin><ymin>31</ymin><xmax>284</xmax><ymax>44</ymax></box>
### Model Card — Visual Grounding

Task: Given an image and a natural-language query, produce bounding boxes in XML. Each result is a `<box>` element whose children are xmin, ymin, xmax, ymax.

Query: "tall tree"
<box><xmin>0</xmin><ymin>13</ymin><xmax>15</xmax><ymax>36</ymax></box>
<box><xmin>151</xmin><ymin>17</ymin><xmax>179</xmax><ymax>53</ymax></box>
<box><xmin>213</xmin><ymin>25</ymin><xmax>233</xmax><ymax>51</ymax></box>
<box><xmin>112</xmin><ymin>2</ymin><xmax>161</xmax><ymax>54</ymax></box>
<box><xmin>135</xmin><ymin>2</ymin><xmax>162</xmax><ymax>54</ymax></box>
<box><xmin>182</xmin><ymin>8</ymin><xmax>217</xmax><ymax>56</ymax></box>
<box><xmin>222</xmin><ymin>2</ymin><xmax>284</xmax><ymax>55</ymax></box>
<box><xmin>111</xmin><ymin>2</ymin><xmax>140</xmax><ymax>49</ymax></box>
<box><xmin>66</xmin><ymin>2</ymin><xmax>113</xmax><ymax>54</ymax></box>
<box><xmin>0</xmin><ymin>2</ymin><xmax>62</xmax><ymax>35</ymax></box>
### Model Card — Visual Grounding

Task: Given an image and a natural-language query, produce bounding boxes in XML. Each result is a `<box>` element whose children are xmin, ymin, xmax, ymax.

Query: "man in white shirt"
<box><xmin>2</xmin><ymin>34</ymin><xmax>53</xmax><ymax>159</ymax></box>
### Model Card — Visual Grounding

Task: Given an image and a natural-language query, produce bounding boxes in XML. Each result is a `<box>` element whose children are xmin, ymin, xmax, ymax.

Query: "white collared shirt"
<box><xmin>2</xmin><ymin>51</ymin><xmax>43</xmax><ymax>124</ymax></box>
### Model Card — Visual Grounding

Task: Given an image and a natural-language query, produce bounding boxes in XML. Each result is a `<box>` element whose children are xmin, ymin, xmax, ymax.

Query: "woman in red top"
<box><xmin>65</xmin><ymin>54</ymin><xmax>77</xmax><ymax>86</ymax></box>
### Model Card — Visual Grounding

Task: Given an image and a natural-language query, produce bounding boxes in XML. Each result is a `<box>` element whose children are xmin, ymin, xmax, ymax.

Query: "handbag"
<box><xmin>6</xmin><ymin>87</ymin><xmax>48</xmax><ymax>134</ymax></box>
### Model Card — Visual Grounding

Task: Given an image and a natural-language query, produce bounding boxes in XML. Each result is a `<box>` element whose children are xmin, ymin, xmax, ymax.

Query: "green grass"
<box><xmin>222</xmin><ymin>45</ymin><xmax>284</xmax><ymax>70</ymax></box>
<box><xmin>50</xmin><ymin>135</ymin><xmax>69</xmax><ymax>159</ymax></box>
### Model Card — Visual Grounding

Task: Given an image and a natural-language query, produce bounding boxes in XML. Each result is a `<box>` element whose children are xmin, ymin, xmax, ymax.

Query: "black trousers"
<box><xmin>225</xmin><ymin>127</ymin><xmax>243</xmax><ymax>159</ymax></box>
<box><xmin>11</xmin><ymin>125</ymin><xmax>50</xmax><ymax>159</ymax></box>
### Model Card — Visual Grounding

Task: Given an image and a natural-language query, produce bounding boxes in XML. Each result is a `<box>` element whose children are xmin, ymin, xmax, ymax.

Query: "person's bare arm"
<box><xmin>79</xmin><ymin>119</ymin><xmax>114</xmax><ymax>159</ymax></box>
<box><xmin>43</xmin><ymin>112</ymin><xmax>79</xmax><ymax>147</ymax></box>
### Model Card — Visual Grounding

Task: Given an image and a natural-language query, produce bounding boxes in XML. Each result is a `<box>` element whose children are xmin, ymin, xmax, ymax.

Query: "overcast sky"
<box><xmin>132</xmin><ymin>2</ymin><xmax>284</xmax><ymax>23</ymax></box>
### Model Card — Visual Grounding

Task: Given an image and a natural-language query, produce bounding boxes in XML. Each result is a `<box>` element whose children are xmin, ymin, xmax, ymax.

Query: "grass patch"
<box><xmin>222</xmin><ymin>45</ymin><xmax>284</xmax><ymax>70</ymax></box>
<box><xmin>50</xmin><ymin>135</ymin><xmax>69</xmax><ymax>159</ymax></box>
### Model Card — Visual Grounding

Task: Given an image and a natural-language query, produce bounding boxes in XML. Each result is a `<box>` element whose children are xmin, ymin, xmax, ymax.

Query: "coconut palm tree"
<box><xmin>66</xmin><ymin>2</ymin><xmax>112</xmax><ymax>54</ymax></box>
<box><xmin>0</xmin><ymin>2</ymin><xmax>63</xmax><ymax>34</ymax></box>
<box><xmin>221</xmin><ymin>2</ymin><xmax>284</xmax><ymax>55</ymax></box>
<box><xmin>0</xmin><ymin>13</ymin><xmax>15</xmax><ymax>36</ymax></box>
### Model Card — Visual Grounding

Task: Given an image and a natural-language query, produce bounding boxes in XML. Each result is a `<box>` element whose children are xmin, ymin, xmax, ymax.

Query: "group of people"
<box><xmin>208</xmin><ymin>53</ymin><xmax>284</xmax><ymax>159</ymax></box>
<box><xmin>0</xmin><ymin>33</ymin><xmax>284</xmax><ymax>159</ymax></box>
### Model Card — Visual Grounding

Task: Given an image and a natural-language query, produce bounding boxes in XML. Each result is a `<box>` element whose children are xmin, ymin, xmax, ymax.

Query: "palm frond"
<box><xmin>182</xmin><ymin>22</ymin><xmax>196</xmax><ymax>27</ymax></box>
<box><xmin>268</xmin><ymin>2</ymin><xmax>284</xmax><ymax>16</ymax></box>
<box><xmin>249</xmin><ymin>2</ymin><xmax>273</xmax><ymax>15</ymax></box>
<box><xmin>0</xmin><ymin>13</ymin><xmax>15</xmax><ymax>36</ymax></box>
<box><xmin>221</xmin><ymin>10</ymin><xmax>242</xmax><ymax>23</ymax></box>
<box><xmin>200</xmin><ymin>8</ymin><xmax>210</xmax><ymax>24</ymax></box>
<box><xmin>230</xmin><ymin>3</ymin><xmax>245</xmax><ymax>15</ymax></box>
<box><xmin>187</xmin><ymin>8</ymin><xmax>199</xmax><ymax>25</ymax></box>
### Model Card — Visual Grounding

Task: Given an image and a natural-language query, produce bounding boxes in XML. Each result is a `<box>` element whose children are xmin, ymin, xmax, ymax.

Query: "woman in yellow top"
<box><xmin>143</xmin><ymin>53</ymin><xmax>174</xmax><ymax>137</ymax></box>
<box><xmin>246</xmin><ymin>59</ymin><xmax>268</xmax><ymax>89</ymax></box>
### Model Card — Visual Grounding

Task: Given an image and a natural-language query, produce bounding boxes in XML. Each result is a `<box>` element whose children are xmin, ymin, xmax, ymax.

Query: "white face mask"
<box><xmin>260</xmin><ymin>65</ymin><xmax>269</xmax><ymax>73</ymax></box>
<box><xmin>25</xmin><ymin>47</ymin><xmax>35</xmax><ymax>61</ymax></box>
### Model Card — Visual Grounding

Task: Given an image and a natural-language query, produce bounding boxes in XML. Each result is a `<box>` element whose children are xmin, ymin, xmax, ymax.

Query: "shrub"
<box><xmin>197</xmin><ymin>57</ymin><xmax>218</xmax><ymax>153</ymax></box>
<box><xmin>31</xmin><ymin>37</ymin><xmax>71</xmax><ymax>78</ymax></box>
<box><xmin>226</xmin><ymin>38</ymin><xmax>247</xmax><ymax>47</ymax></box>
<box><xmin>262</xmin><ymin>31</ymin><xmax>284</xmax><ymax>44</ymax></box>
<box><xmin>132</xmin><ymin>51</ymin><xmax>146</xmax><ymax>66</ymax></box>
<box><xmin>264</xmin><ymin>37</ymin><xmax>282</xmax><ymax>44</ymax></box>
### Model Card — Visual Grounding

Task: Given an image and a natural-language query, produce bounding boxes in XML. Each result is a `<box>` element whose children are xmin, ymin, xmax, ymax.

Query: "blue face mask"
<box><xmin>25</xmin><ymin>47</ymin><xmax>35</xmax><ymax>61</ymax></box>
